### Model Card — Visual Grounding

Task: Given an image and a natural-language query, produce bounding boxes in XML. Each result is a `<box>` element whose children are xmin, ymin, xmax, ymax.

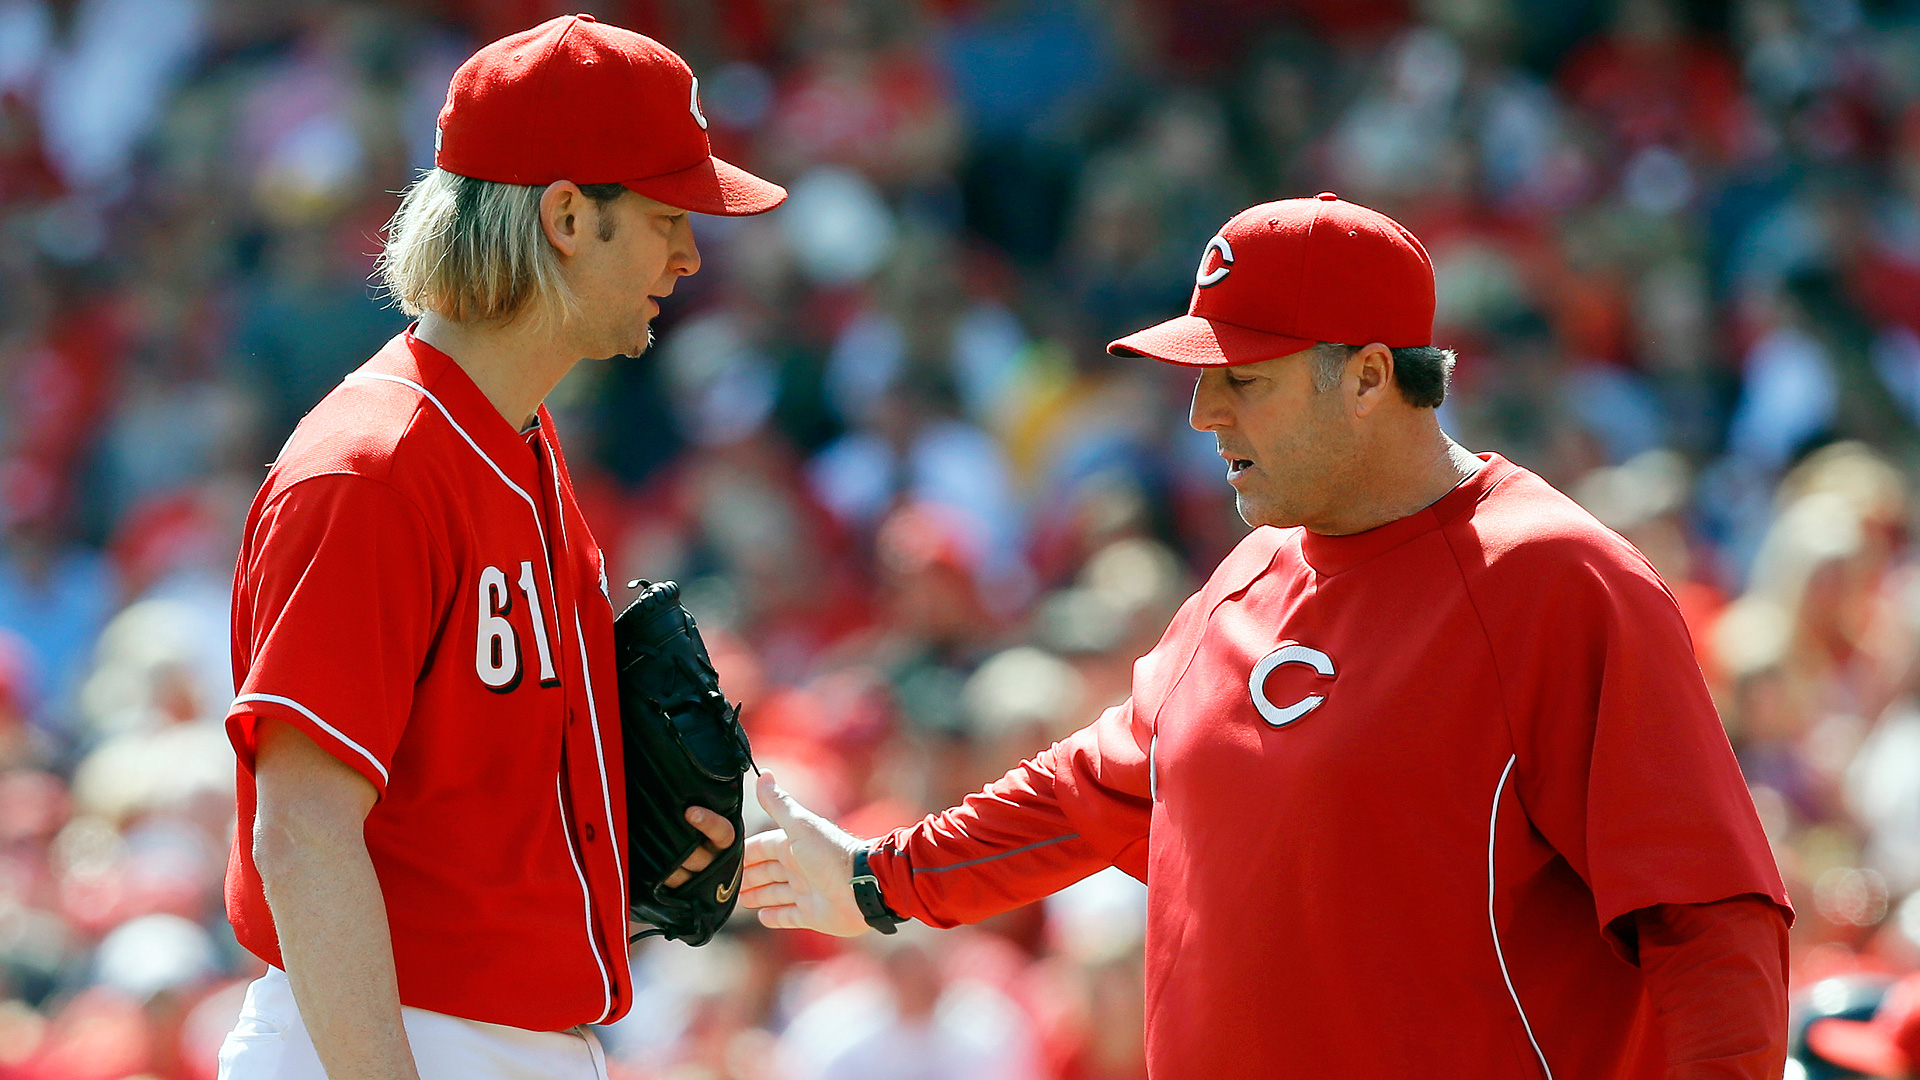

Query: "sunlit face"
<box><xmin>565</xmin><ymin>190</ymin><xmax>701</xmax><ymax>360</ymax></box>
<box><xmin>1188</xmin><ymin>348</ymin><xmax>1361</xmax><ymax>529</ymax></box>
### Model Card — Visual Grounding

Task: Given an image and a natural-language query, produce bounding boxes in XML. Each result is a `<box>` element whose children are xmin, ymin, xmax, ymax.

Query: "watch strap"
<box><xmin>851</xmin><ymin>844</ymin><xmax>905</xmax><ymax>934</ymax></box>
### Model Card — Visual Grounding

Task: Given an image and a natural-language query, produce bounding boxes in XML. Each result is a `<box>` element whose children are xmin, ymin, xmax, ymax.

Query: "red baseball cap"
<box><xmin>435</xmin><ymin>14</ymin><xmax>786</xmax><ymax>216</ymax></box>
<box><xmin>1809</xmin><ymin>973</ymin><xmax>1920</xmax><ymax>1077</ymax></box>
<box><xmin>1108</xmin><ymin>193</ymin><xmax>1434</xmax><ymax>366</ymax></box>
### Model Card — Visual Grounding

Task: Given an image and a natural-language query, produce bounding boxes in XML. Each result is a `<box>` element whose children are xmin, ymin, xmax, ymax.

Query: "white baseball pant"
<box><xmin>217</xmin><ymin>968</ymin><xmax>610</xmax><ymax>1080</ymax></box>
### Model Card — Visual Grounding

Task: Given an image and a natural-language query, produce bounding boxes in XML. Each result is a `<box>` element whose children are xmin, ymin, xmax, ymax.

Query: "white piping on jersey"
<box><xmin>574</xmin><ymin>608</ymin><xmax>626</xmax><ymax>920</ymax></box>
<box><xmin>233</xmin><ymin>693</ymin><xmax>390</xmax><ymax>785</ymax></box>
<box><xmin>345</xmin><ymin>374</ymin><xmax>554</xmax><ymax>558</ymax></box>
<box><xmin>557</xmin><ymin>776</ymin><xmax>615</xmax><ymax>1023</ymax></box>
<box><xmin>346</xmin><ymin>373</ymin><xmax>569</xmax><ymax>679</ymax></box>
<box><xmin>345</xmin><ymin>371</ymin><xmax>617</xmax><ymax>997</ymax></box>
<box><xmin>545</xmin><ymin>420</ymin><xmax>628</xmax><ymax>927</ymax></box>
<box><xmin>1489</xmin><ymin>754</ymin><xmax>1553</xmax><ymax>1079</ymax></box>
<box><xmin>1148</xmin><ymin>732</ymin><xmax>1158</xmax><ymax>802</ymax></box>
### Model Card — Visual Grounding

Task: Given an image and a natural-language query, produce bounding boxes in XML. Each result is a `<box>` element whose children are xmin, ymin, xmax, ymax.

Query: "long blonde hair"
<box><xmin>376</xmin><ymin>169</ymin><xmax>620</xmax><ymax>327</ymax></box>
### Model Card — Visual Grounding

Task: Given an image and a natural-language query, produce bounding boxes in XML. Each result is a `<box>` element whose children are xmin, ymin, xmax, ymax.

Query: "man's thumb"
<box><xmin>756</xmin><ymin>771</ymin><xmax>803</xmax><ymax>829</ymax></box>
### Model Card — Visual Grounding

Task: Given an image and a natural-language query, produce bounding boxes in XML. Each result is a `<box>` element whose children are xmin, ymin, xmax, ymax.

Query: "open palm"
<box><xmin>739</xmin><ymin>772</ymin><xmax>873</xmax><ymax>937</ymax></box>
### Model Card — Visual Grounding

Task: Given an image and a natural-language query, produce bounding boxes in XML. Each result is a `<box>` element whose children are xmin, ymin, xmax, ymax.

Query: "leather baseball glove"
<box><xmin>612</xmin><ymin>579</ymin><xmax>754</xmax><ymax>946</ymax></box>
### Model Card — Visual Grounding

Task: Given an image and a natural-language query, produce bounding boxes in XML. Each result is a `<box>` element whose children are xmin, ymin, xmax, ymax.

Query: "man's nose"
<box><xmin>1189</xmin><ymin>372</ymin><xmax>1229</xmax><ymax>432</ymax></box>
<box><xmin>673</xmin><ymin>219</ymin><xmax>702</xmax><ymax>278</ymax></box>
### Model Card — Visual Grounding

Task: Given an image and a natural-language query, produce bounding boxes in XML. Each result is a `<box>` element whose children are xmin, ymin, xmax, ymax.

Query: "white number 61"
<box><xmin>475</xmin><ymin>562</ymin><xmax>559</xmax><ymax>692</ymax></box>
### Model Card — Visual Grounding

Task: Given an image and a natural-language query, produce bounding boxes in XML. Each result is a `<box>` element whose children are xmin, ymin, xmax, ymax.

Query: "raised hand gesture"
<box><xmin>740</xmin><ymin>772</ymin><xmax>875</xmax><ymax>937</ymax></box>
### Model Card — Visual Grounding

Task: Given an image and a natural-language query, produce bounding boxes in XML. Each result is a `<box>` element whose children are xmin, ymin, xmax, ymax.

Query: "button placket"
<box><xmin>534</xmin><ymin>426</ymin><xmax>624</xmax><ymax>974</ymax></box>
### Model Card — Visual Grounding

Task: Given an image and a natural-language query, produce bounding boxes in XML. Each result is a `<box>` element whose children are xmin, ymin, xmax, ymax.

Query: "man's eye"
<box><xmin>1226</xmin><ymin>375</ymin><xmax>1254</xmax><ymax>388</ymax></box>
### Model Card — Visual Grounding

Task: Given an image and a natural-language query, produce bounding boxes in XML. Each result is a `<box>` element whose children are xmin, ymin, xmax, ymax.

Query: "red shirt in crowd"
<box><xmin>223</xmin><ymin>330</ymin><xmax>632</xmax><ymax>1030</ymax></box>
<box><xmin>870</xmin><ymin>454</ymin><xmax>1791</xmax><ymax>1079</ymax></box>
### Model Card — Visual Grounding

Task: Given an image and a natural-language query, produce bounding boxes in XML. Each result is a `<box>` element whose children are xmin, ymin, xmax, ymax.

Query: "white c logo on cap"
<box><xmin>1196</xmin><ymin>234</ymin><xmax>1234</xmax><ymax>288</ymax></box>
<box><xmin>1249</xmin><ymin>641</ymin><xmax>1334</xmax><ymax>727</ymax></box>
<box><xmin>690</xmin><ymin>76</ymin><xmax>708</xmax><ymax>130</ymax></box>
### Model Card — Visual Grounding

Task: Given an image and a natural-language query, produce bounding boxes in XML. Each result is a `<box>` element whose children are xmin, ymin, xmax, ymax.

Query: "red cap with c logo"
<box><xmin>1108</xmin><ymin>193</ymin><xmax>1433</xmax><ymax>366</ymax></box>
<box><xmin>435</xmin><ymin>14</ymin><xmax>786</xmax><ymax>216</ymax></box>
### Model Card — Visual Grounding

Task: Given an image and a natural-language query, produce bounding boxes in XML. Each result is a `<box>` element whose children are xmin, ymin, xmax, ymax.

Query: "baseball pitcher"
<box><xmin>217</xmin><ymin>16</ymin><xmax>780</xmax><ymax>1080</ymax></box>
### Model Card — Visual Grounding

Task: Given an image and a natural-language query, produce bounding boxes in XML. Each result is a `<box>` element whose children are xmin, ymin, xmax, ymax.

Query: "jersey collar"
<box><xmin>1296</xmin><ymin>453</ymin><xmax>1517</xmax><ymax>577</ymax></box>
<box><xmin>390</xmin><ymin>327</ymin><xmax>543</xmax><ymax>472</ymax></box>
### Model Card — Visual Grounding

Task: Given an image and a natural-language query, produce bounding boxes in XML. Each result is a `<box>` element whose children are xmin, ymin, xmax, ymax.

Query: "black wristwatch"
<box><xmin>851</xmin><ymin>844</ymin><xmax>906</xmax><ymax>934</ymax></box>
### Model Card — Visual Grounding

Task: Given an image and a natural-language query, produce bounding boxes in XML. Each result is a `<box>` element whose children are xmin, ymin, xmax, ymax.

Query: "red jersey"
<box><xmin>869</xmin><ymin>455</ymin><xmax>1789</xmax><ymax>1080</ymax></box>
<box><xmin>223</xmin><ymin>331</ymin><xmax>631</xmax><ymax>1030</ymax></box>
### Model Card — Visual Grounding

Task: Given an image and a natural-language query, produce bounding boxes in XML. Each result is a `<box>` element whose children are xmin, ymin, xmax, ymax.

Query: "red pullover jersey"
<box><xmin>224</xmin><ymin>330</ymin><xmax>631</xmax><ymax>1030</ymax></box>
<box><xmin>869</xmin><ymin>455</ymin><xmax>1789</xmax><ymax>1079</ymax></box>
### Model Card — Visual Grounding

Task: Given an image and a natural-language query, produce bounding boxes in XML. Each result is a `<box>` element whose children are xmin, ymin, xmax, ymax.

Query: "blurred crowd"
<box><xmin>2</xmin><ymin>0</ymin><xmax>1920</xmax><ymax>1076</ymax></box>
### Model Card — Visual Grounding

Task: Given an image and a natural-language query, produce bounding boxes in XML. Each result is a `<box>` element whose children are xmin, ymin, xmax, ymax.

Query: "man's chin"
<box><xmin>1233</xmin><ymin>492</ymin><xmax>1265</xmax><ymax>528</ymax></box>
<box><xmin>594</xmin><ymin>325</ymin><xmax>656</xmax><ymax>362</ymax></box>
<box><xmin>1234</xmin><ymin>492</ymin><xmax>1296</xmax><ymax>530</ymax></box>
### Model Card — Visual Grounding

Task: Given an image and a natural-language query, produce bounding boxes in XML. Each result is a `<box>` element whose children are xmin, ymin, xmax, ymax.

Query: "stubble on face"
<box><xmin>576</xmin><ymin>194</ymin><xmax>678</xmax><ymax>361</ymax></box>
<box><xmin>1234</xmin><ymin>425</ymin><xmax>1325</xmax><ymax>528</ymax></box>
<box><xmin>1224</xmin><ymin>367</ymin><xmax>1356</xmax><ymax>530</ymax></box>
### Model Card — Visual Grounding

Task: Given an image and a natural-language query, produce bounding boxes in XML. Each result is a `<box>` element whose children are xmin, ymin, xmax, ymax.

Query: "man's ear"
<box><xmin>1350</xmin><ymin>343</ymin><xmax>1395</xmax><ymax>418</ymax></box>
<box><xmin>539</xmin><ymin>180</ymin><xmax>587</xmax><ymax>257</ymax></box>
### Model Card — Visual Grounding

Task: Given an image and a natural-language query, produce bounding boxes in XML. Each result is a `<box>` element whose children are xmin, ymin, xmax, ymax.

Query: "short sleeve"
<box><xmin>227</xmin><ymin>474</ymin><xmax>444</xmax><ymax>796</ymax></box>
<box><xmin>1499</xmin><ymin>546</ymin><xmax>1790</xmax><ymax>940</ymax></box>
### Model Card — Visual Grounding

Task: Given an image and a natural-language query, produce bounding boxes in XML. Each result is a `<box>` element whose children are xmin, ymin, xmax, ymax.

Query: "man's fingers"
<box><xmin>739</xmin><ymin>881</ymin><xmax>796</xmax><ymax>910</ymax></box>
<box><xmin>743</xmin><ymin>830</ymin><xmax>789</xmax><ymax>866</ymax></box>
<box><xmin>685</xmin><ymin>806</ymin><xmax>736</xmax><ymax>849</ymax></box>
<box><xmin>679</xmin><ymin>844</ymin><xmax>716</xmax><ymax>875</ymax></box>
<box><xmin>755</xmin><ymin>771</ymin><xmax>805</xmax><ymax>831</ymax></box>
<box><xmin>757</xmin><ymin>905</ymin><xmax>805</xmax><ymax>930</ymax></box>
<box><xmin>662</xmin><ymin>839</ymin><xmax>719</xmax><ymax>889</ymax></box>
<box><xmin>742</xmin><ymin>857</ymin><xmax>788</xmax><ymax>891</ymax></box>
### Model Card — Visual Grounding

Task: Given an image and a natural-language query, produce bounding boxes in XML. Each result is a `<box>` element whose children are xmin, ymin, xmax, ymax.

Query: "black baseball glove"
<box><xmin>612</xmin><ymin>579</ymin><xmax>754</xmax><ymax>946</ymax></box>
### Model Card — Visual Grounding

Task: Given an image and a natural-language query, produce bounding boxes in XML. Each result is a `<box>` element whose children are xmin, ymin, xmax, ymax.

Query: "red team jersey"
<box><xmin>223</xmin><ymin>331</ymin><xmax>631</xmax><ymax>1030</ymax></box>
<box><xmin>869</xmin><ymin>454</ymin><xmax>1789</xmax><ymax>1079</ymax></box>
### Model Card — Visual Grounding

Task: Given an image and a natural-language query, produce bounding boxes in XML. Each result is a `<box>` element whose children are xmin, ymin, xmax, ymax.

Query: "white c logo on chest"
<box><xmin>1248</xmin><ymin>642</ymin><xmax>1335</xmax><ymax>727</ymax></box>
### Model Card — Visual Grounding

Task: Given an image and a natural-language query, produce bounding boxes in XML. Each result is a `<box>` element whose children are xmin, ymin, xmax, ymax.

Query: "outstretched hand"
<box><xmin>740</xmin><ymin>772</ymin><xmax>874</xmax><ymax>937</ymax></box>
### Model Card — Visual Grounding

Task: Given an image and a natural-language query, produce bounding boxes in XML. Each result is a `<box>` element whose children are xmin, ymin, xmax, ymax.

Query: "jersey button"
<box><xmin>584</xmin><ymin>822</ymin><xmax>597</xmax><ymax>842</ymax></box>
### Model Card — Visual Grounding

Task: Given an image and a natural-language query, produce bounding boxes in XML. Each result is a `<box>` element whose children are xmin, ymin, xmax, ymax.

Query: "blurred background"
<box><xmin>0</xmin><ymin>0</ymin><xmax>1918</xmax><ymax>1076</ymax></box>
